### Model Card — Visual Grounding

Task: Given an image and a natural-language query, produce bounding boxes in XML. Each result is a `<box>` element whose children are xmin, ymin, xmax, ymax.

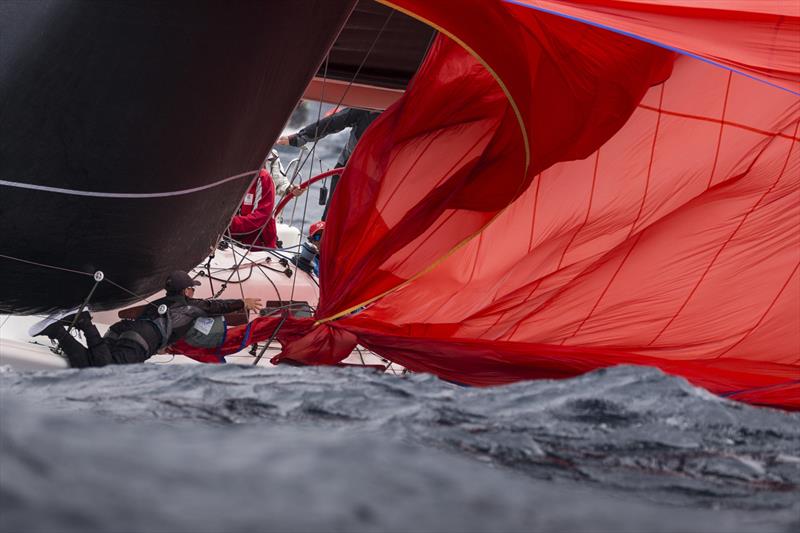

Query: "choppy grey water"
<box><xmin>1</xmin><ymin>363</ymin><xmax>798</xmax><ymax>533</ymax></box>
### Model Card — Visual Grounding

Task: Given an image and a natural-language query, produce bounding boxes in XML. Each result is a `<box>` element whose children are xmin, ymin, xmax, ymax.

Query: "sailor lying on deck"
<box><xmin>29</xmin><ymin>271</ymin><xmax>262</xmax><ymax>368</ymax></box>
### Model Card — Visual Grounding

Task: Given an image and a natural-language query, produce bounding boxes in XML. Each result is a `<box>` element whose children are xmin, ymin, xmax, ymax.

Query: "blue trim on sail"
<box><xmin>502</xmin><ymin>0</ymin><xmax>799</xmax><ymax>96</ymax></box>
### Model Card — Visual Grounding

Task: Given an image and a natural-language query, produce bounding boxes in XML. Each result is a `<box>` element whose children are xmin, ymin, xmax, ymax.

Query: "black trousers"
<box><xmin>321</xmin><ymin>173</ymin><xmax>340</xmax><ymax>221</ymax></box>
<box><xmin>49</xmin><ymin>323</ymin><xmax>150</xmax><ymax>368</ymax></box>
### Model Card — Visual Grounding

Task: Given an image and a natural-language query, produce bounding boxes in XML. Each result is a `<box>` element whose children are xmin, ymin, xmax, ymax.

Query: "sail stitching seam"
<box><xmin>714</xmin><ymin>261</ymin><xmax>800</xmax><ymax>359</ymax></box>
<box><xmin>637</xmin><ymin>104</ymin><xmax>800</xmax><ymax>142</ymax></box>
<box><xmin>707</xmin><ymin>71</ymin><xmax>733</xmax><ymax>189</ymax></box>
<box><xmin>649</xmin><ymin>119</ymin><xmax>799</xmax><ymax>345</ymax></box>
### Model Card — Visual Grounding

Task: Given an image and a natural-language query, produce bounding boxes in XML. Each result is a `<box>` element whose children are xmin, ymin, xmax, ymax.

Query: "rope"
<box><xmin>0</xmin><ymin>170</ymin><xmax>258</xmax><ymax>199</ymax></box>
<box><xmin>210</xmin><ymin>8</ymin><xmax>394</xmax><ymax>310</ymax></box>
<box><xmin>252</xmin><ymin>311</ymin><xmax>289</xmax><ymax>366</ymax></box>
<box><xmin>101</xmin><ymin>278</ymin><xmax>160</xmax><ymax>309</ymax></box>
<box><xmin>279</xmin><ymin>9</ymin><xmax>396</xmax><ymax>194</ymax></box>
<box><xmin>0</xmin><ymin>253</ymin><xmax>95</xmax><ymax>277</ymax></box>
<box><xmin>0</xmin><ymin>251</ymin><xmax>161</xmax><ymax>311</ymax></box>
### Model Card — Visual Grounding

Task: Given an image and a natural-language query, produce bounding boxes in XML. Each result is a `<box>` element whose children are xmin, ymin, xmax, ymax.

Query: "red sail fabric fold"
<box><xmin>318</xmin><ymin>1</ymin><xmax>676</xmax><ymax>319</ymax></box>
<box><xmin>171</xmin><ymin>315</ymin><xmax>358</xmax><ymax>366</ymax></box>
<box><xmin>318</xmin><ymin>0</ymin><xmax>799</xmax><ymax>409</ymax></box>
<box><xmin>182</xmin><ymin>1</ymin><xmax>800</xmax><ymax>409</ymax></box>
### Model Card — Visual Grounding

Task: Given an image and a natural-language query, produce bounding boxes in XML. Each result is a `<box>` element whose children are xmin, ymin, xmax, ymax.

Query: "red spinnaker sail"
<box><xmin>197</xmin><ymin>1</ymin><xmax>800</xmax><ymax>409</ymax></box>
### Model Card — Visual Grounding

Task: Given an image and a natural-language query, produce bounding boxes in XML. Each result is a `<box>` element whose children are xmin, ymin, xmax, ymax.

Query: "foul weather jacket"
<box><xmin>288</xmin><ymin>107</ymin><xmax>380</xmax><ymax>167</ymax></box>
<box><xmin>229</xmin><ymin>169</ymin><xmax>278</xmax><ymax>249</ymax></box>
<box><xmin>139</xmin><ymin>293</ymin><xmax>245</xmax><ymax>347</ymax></box>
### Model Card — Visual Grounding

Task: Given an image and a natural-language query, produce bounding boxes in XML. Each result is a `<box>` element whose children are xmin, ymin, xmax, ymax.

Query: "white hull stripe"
<box><xmin>0</xmin><ymin>170</ymin><xmax>257</xmax><ymax>199</ymax></box>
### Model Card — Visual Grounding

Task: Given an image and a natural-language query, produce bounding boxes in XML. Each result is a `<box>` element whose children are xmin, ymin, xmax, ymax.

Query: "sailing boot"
<box><xmin>58</xmin><ymin>311</ymin><xmax>93</xmax><ymax>331</ymax></box>
<box><xmin>60</xmin><ymin>311</ymin><xmax>114</xmax><ymax>366</ymax></box>
<box><xmin>80</xmin><ymin>320</ymin><xmax>114</xmax><ymax>366</ymax></box>
<box><xmin>31</xmin><ymin>323</ymin><xmax>91</xmax><ymax>368</ymax></box>
<box><xmin>27</xmin><ymin>306</ymin><xmax>81</xmax><ymax>337</ymax></box>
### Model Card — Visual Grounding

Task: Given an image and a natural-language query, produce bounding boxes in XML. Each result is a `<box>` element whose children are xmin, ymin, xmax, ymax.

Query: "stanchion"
<box><xmin>252</xmin><ymin>311</ymin><xmax>289</xmax><ymax>366</ymax></box>
<box><xmin>66</xmin><ymin>270</ymin><xmax>104</xmax><ymax>335</ymax></box>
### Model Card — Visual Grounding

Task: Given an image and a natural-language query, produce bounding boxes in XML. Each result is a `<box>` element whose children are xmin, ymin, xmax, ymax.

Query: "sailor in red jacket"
<box><xmin>229</xmin><ymin>169</ymin><xmax>279</xmax><ymax>249</ymax></box>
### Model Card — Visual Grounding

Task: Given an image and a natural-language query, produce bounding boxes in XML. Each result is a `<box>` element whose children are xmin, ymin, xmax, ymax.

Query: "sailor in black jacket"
<box><xmin>277</xmin><ymin>107</ymin><xmax>380</xmax><ymax>219</ymax></box>
<box><xmin>30</xmin><ymin>271</ymin><xmax>262</xmax><ymax>368</ymax></box>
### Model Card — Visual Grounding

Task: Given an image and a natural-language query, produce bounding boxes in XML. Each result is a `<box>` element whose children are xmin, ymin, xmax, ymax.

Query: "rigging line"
<box><xmin>203</xmin><ymin>265</ymin><xmax>256</xmax><ymax>285</ymax></box>
<box><xmin>204</xmin><ymin>255</ymin><xmax>216</xmax><ymax>297</ymax></box>
<box><xmin>233</xmin><ymin>248</ymin><xmax>248</xmax><ymax>303</ymax></box>
<box><xmin>253</xmin><ymin>263</ymin><xmax>285</xmax><ymax>306</ymax></box>
<box><xmin>290</xmin><ymin>58</ymin><xmax>331</xmax><ymax>306</ymax></box>
<box><xmin>278</xmin><ymin>9</ymin><xmax>396</xmax><ymax>214</ymax></box>
<box><xmin>102</xmin><ymin>277</ymin><xmax>160</xmax><ymax>309</ymax></box>
<box><xmin>0</xmin><ymin>252</ymin><xmax>161</xmax><ymax>310</ymax></box>
<box><xmin>0</xmin><ymin>253</ymin><xmax>94</xmax><ymax>277</ymax></box>
<box><xmin>223</xmin><ymin>235</ymin><xmax>300</xmax><ymax>254</ymax></box>
<box><xmin>212</xmin><ymin>242</ymin><xmax>291</xmax><ymax>274</ymax></box>
<box><xmin>216</xmin><ymin>11</ymin><xmax>394</xmax><ymax>301</ymax></box>
<box><xmin>289</xmin><ymin>166</ymin><xmax>315</xmax><ymax>304</ymax></box>
<box><xmin>252</xmin><ymin>311</ymin><xmax>289</xmax><ymax>366</ymax></box>
<box><xmin>0</xmin><ymin>170</ymin><xmax>259</xmax><ymax>199</ymax></box>
<box><xmin>213</xmin><ymin>192</ymin><xmax>283</xmax><ymax>290</ymax></box>
<box><xmin>289</xmin><ymin>180</ymin><xmax>300</xmax><ymax>225</ymax></box>
<box><xmin>219</xmin><ymin>228</ymin><xmax>247</xmax><ymax>303</ymax></box>
<box><xmin>214</xmin><ymin>253</ymin><xmax>287</xmax><ymax>276</ymax></box>
<box><xmin>286</xmin><ymin>11</ymin><xmax>394</xmax><ymax>304</ymax></box>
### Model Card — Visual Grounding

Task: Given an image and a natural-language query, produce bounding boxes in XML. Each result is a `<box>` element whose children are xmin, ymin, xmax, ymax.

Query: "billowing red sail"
<box><xmin>206</xmin><ymin>1</ymin><xmax>800</xmax><ymax>409</ymax></box>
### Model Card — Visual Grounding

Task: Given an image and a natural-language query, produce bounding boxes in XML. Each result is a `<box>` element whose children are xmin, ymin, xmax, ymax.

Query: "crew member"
<box><xmin>229</xmin><ymin>169</ymin><xmax>279</xmax><ymax>249</ymax></box>
<box><xmin>292</xmin><ymin>221</ymin><xmax>324</xmax><ymax>277</ymax></box>
<box><xmin>277</xmin><ymin>107</ymin><xmax>380</xmax><ymax>219</ymax></box>
<box><xmin>30</xmin><ymin>271</ymin><xmax>262</xmax><ymax>367</ymax></box>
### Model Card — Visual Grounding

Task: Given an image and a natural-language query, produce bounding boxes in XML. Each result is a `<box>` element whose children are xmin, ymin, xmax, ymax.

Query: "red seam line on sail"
<box><xmin>562</xmin><ymin>232</ymin><xmax>645</xmax><ymax>344</ymax></box>
<box><xmin>527</xmin><ymin>173</ymin><xmax>543</xmax><ymax>253</ymax></box>
<box><xmin>390</xmin><ymin>209</ymin><xmax>459</xmax><ymax>274</ymax></box>
<box><xmin>466</xmin><ymin>233</ymin><xmax>484</xmax><ymax>284</ymax></box>
<box><xmin>474</xmin><ymin>172</ymin><xmax>544</xmax><ymax>339</ymax></box>
<box><xmin>563</xmin><ymin>83</ymin><xmax>668</xmax><ymax>343</ymax></box>
<box><xmin>707</xmin><ymin>71</ymin><xmax>733</xmax><ymax>189</ymax></box>
<box><xmin>715</xmin><ymin>261</ymin><xmax>800</xmax><ymax>359</ymax></box>
<box><xmin>649</xmin><ymin>120</ymin><xmax>799</xmax><ymax>345</ymax></box>
<box><xmin>556</xmin><ymin>150</ymin><xmax>601</xmax><ymax>270</ymax></box>
<box><xmin>637</xmin><ymin>104</ymin><xmax>800</xmax><ymax>142</ymax></box>
<box><xmin>378</xmin><ymin>127</ymin><xmax>444</xmax><ymax>211</ymax></box>
<box><xmin>503</xmin><ymin>150</ymin><xmax>604</xmax><ymax>341</ymax></box>
<box><xmin>629</xmin><ymin>84</ymin><xmax>665</xmax><ymax>239</ymax></box>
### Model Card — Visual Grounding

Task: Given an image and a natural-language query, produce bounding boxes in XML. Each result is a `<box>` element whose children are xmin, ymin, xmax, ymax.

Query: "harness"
<box><xmin>103</xmin><ymin>328</ymin><xmax>151</xmax><ymax>353</ymax></box>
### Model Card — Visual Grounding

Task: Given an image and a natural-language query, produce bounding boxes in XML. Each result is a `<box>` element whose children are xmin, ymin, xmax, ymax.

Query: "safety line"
<box><xmin>0</xmin><ymin>253</ymin><xmax>94</xmax><ymax>277</ymax></box>
<box><xmin>0</xmin><ymin>170</ymin><xmax>258</xmax><ymax>199</ymax></box>
<box><xmin>0</xmin><ymin>252</ymin><xmax>160</xmax><ymax>309</ymax></box>
<box><xmin>629</xmin><ymin>84</ymin><xmax>664</xmax><ymax>239</ymax></box>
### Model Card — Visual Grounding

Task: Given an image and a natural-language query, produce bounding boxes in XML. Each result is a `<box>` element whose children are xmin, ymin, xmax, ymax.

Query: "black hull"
<box><xmin>0</xmin><ymin>0</ymin><xmax>355</xmax><ymax>314</ymax></box>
